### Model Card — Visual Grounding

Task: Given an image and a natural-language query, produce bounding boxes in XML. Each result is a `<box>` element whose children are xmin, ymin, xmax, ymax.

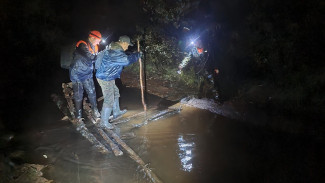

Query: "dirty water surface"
<box><xmin>16</xmin><ymin>86</ymin><xmax>324</xmax><ymax>183</ymax></box>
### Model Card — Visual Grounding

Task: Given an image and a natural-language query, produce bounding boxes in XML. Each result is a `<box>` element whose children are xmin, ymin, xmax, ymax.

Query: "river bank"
<box><xmin>121</xmin><ymin>71</ymin><xmax>324</xmax><ymax>139</ymax></box>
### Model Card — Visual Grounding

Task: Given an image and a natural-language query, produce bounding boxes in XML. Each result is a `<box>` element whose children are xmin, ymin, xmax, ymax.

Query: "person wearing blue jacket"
<box><xmin>96</xmin><ymin>35</ymin><xmax>140</xmax><ymax>129</ymax></box>
<box><xmin>69</xmin><ymin>30</ymin><xmax>102</xmax><ymax>120</ymax></box>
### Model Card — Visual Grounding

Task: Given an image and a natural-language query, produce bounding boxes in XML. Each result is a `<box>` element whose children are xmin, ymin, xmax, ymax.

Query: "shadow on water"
<box><xmin>11</xmin><ymin>83</ymin><xmax>325</xmax><ymax>183</ymax></box>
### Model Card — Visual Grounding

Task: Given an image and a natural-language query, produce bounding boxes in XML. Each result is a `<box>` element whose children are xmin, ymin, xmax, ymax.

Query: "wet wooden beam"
<box><xmin>104</xmin><ymin>127</ymin><xmax>163</xmax><ymax>183</ymax></box>
<box><xmin>83</xmin><ymin>101</ymin><xmax>123</xmax><ymax>156</ymax></box>
<box><xmin>61</xmin><ymin>83</ymin><xmax>109</xmax><ymax>154</ymax></box>
<box><xmin>62</xmin><ymin>82</ymin><xmax>163</xmax><ymax>182</ymax></box>
<box><xmin>132</xmin><ymin>108</ymin><xmax>181</xmax><ymax>128</ymax></box>
<box><xmin>62</xmin><ymin>83</ymin><xmax>75</xmax><ymax>119</ymax></box>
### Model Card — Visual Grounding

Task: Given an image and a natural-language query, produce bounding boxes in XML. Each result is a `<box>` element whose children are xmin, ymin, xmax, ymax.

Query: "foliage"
<box><xmin>127</xmin><ymin>1</ymin><xmax>202</xmax><ymax>90</ymax></box>
<box><xmin>243</xmin><ymin>0</ymin><xmax>325</xmax><ymax>114</ymax></box>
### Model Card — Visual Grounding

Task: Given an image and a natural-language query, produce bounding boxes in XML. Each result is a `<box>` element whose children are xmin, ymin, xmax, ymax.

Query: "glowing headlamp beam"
<box><xmin>188</xmin><ymin>36</ymin><xmax>201</xmax><ymax>47</ymax></box>
<box><xmin>101</xmin><ymin>36</ymin><xmax>109</xmax><ymax>44</ymax></box>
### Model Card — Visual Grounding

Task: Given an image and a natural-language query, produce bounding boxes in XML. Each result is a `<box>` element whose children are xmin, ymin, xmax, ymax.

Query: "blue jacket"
<box><xmin>69</xmin><ymin>40</ymin><xmax>97</xmax><ymax>82</ymax></box>
<box><xmin>96</xmin><ymin>42</ymin><xmax>140</xmax><ymax>81</ymax></box>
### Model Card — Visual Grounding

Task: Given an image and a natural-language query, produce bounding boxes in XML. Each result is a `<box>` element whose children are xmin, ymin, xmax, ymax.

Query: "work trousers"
<box><xmin>72</xmin><ymin>78</ymin><xmax>97</xmax><ymax>107</ymax></box>
<box><xmin>97</xmin><ymin>79</ymin><xmax>120</xmax><ymax>108</ymax></box>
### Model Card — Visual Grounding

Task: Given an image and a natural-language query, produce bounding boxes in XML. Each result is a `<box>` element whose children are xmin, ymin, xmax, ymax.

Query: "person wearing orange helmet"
<box><xmin>177</xmin><ymin>39</ymin><xmax>205</xmax><ymax>74</ymax></box>
<box><xmin>69</xmin><ymin>30</ymin><xmax>102</xmax><ymax>123</ymax></box>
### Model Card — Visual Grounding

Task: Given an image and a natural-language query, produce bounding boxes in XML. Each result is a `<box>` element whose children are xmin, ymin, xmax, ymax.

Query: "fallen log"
<box><xmin>62</xmin><ymin>82</ymin><xmax>163</xmax><ymax>182</ymax></box>
<box><xmin>61</xmin><ymin>83</ymin><xmax>109</xmax><ymax>154</ymax></box>
<box><xmin>104</xmin><ymin>127</ymin><xmax>163</xmax><ymax>183</ymax></box>
<box><xmin>83</xmin><ymin>101</ymin><xmax>123</xmax><ymax>156</ymax></box>
<box><xmin>62</xmin><ymin>83</ymin><xmax>75</xmax><ymax>119</ymax></box>
<box><xmin>84</xmin><ymin>104</ymin><xmax>163</xmax><ymax>182</ymax></box>
<box><xmin>111</xmin><ymin>110</ymin><xmax>147</xmax><ymax>125</ymax></box>
<box><xmin>76</xmin><ymin>125</ymin><xmax>110</xmax><ymax>154</ymax></box>
<box><xmin>132</xmin><ymin>108</ymin><xmax>181</xmax><ymax>128</ymax></box>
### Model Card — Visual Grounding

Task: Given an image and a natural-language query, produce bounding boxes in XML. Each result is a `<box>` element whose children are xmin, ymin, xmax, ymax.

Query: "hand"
<box><xmin>138</xmin><ymin>51</ymin><xmax>143</xmax><ymax>58</ymax></box>
<box><xmin>177</xmin><ymin>70</ymin><xmax>182</xmax><ymax>75</ymax></box>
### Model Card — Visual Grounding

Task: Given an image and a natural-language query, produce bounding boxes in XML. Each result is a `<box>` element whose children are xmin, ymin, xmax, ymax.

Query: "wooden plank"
<box><xmin>61</xmin><ymin>83</ymin><xmax>109</xmax><ymax>154</ymax></box>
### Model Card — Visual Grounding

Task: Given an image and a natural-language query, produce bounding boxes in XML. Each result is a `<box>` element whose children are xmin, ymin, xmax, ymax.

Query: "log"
<box><xmin>132</xmin><ymin>108</ymin><xmax>181</xmax><ymax>128</ymax></box>
<box><xmin>61</xmin><ymin>83</ymin><xmax>109</xmax><ymax>154</ymax></box>
<box><xmin>62</xmin><ymin>82</ymin><xmax>162</xmax><ymax>182</ymax></box>
<box><xmin>62</xmin><ymin>83</ymin><xmax>75</xmax><ymax>119</ymax></box>
<box><xmin>83</xmin><ymin>101</ymin><xmax>123</xmax><ymax>156</ymax></box>
<box><xmin>104</xmin><ymin>127</ymin><xmax>163</xmax><ymax>183</ymax></box>
<box><xmin>111</xmin><ymin>110</ymin><xmax>147</xmax><ymax>125</ymax></box>
<box><xmin>85</xmin><ymin>103</ymin><xmax>163</xmax><ymax>182</ymax></box>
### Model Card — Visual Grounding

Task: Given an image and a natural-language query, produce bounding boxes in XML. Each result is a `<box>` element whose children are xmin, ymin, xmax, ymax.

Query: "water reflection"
<box><xmin>177</xmin><ymin>134</ymin><xmax>195</xmax><ymax>172</ymax></box>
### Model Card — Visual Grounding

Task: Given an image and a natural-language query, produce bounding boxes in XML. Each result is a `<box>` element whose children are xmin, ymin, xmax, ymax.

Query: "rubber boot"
<box><xmin>74</xmin><ymin>99</ymin><xmax>83</xmax><ymax>119</ymax></box>
<box><xmin>88</xmin><ymin>96</ymin><xmax>101</xmax><ymax>119</ymax></box>
<box><xmin>113</xmin><ymin>98</ymin><xmax>127</xmax><ymax>119</ymax></box>
<box><xmin>99</xmin><ymin>107</ymin><xmax>114</xmax><ymax>129</ymax></box>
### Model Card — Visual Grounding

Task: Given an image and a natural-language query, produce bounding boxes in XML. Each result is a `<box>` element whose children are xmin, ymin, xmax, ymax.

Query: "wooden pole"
<box><xmin>104</xmin><ymin>127</ymin><xmax>163</xmax><ymax>183</ymax></box>
<box><xmin>61</xmin><ymin>83</ymin><xmax>109</xmax><ymax>154</ymax></box>
<box><xmin>83</xmin><ymin>101</ymin><xmax>123</xmax><ymax>156</ymax></box>
<box><xmin>137</xmin><ymin>40</ymin><xmax>147</xmax><ymax>111</ymax></box>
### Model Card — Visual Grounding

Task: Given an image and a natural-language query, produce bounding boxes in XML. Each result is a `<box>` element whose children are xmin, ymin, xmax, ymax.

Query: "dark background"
<box><xmin>0</xmin><ymin>0</ymin><xmax>324</xmax><ymax>132</ymax></box>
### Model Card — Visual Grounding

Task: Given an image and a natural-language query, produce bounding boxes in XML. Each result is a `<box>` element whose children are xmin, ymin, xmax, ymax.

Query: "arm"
<box><xmin>76</xmin><ymin>43</ymin><xmax>97</xmax><ymax>61</ymax></box>
<box><xmin>126</xmin><ymin>52</ymin><xmax>141</xmax><ymax>65</ymax></box>
<box><xmin>178</xmin><ymin>53</ymin><xmax>192</xmax><ymax>70</ymax></box>
<box><xmin>109</xmin><ymin>51</ymin><xmax>140</xmax><ymax>66</ymax></box>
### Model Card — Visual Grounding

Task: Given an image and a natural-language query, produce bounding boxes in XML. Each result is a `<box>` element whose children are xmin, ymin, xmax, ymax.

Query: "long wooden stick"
<box><xmin>83</xmin><ymin>101</ymin><xmax>123</xmax><ymax>156</ymax></box>
<box><xmin>137</xmin><ymin>40</ymin><xmax>147</xmax><ymax>111</ymax></box>
<box><xmin>104</xmin><ymin>127</ymin><xmax>163</xmax><ymax>183</ymax></box>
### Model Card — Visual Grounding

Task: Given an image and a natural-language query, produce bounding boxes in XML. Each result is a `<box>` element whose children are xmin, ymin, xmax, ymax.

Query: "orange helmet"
<box><xmin>89</xmin><ymin>30</ymin><xmax>102</xmax><ymax>40</ymax></box>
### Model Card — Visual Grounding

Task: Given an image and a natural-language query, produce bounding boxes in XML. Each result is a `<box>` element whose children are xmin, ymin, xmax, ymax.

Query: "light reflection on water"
<box><xmin>23</xmin><ymin>86</ymin><xmax>323</xmax><ymax>183</ymax></box>
<box><xmin>177</xmin><ymin>135</ymin><xmax>195</xmax><ymax>172</ymax></box>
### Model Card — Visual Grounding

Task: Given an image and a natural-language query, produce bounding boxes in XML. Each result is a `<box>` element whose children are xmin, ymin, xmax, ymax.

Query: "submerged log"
<box><xmin>76</xmin><ymin>125</ymin><xmax>110</xmax><ymax>154</ymax></box>
<box><xmin>104</xmin><ymin>127</ymin><xmax>163</xmax><ymax>183</ymax></box>
<box><xmin>111</xmin><ymin>110</ymin><xmax>147</xmax><ymax>125</ymax></box>
<box><xmin>132</xmin><ymin>108</ymin><xmax>181</xmax><ymax>128</ymax></box>
<box><xmin>84</xmin><ymin>104</ymin><xmax>163</xmax><ymax>182</ymax></box>
<box><xmin>83</xmin><ymin>101</ymin><xmax>123</xmax><ymax>156</ymax></box>
<box><xmin>61</xmin><ymin>83</ymin><xmax>109</xmax><ymax>154</ymax></box>
<box><xmin>61</xmin><ymin>82</ymin><xmax>163</xmax><ymax>182</ymax></box>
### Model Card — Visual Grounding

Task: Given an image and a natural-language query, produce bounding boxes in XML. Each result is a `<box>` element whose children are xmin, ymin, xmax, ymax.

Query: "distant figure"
<box><xmin>177</xmin><ymin>40</ymin><xmax>205</xmax><ymax>74</ymax></box>
<box><xmin>96</xmin><ymin>35</ymin><xmax>141</xmax><ymax>129</ymax></box>
<box><xmin>69</xmin><ymin>30</ymin><xmax>102</xmax><ymax>120</ymax></box>
<box><xmin>198</xmin><ymin>68</ymin><xmax>222</xmax><ymax>104</ymax></box>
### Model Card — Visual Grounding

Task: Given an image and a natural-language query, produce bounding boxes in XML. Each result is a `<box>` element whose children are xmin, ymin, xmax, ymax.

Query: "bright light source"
<box><xmin>190</xmin><ymin>41</ymin><xmax>194</xmax><ymax>45</ymax></box>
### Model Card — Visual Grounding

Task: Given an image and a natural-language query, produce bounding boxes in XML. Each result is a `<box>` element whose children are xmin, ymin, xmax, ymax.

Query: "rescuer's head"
<box><xmin>89</xmin><ymin>30</ymin><xmax>102</xmax><ymax>46</ymax></box>
<box><xmin>118</xmin><ymin>35</ymin><xmax>134</xmax><ymax>51</ymax></box>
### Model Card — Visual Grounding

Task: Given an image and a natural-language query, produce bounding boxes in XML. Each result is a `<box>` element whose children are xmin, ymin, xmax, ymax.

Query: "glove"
<box><xmin>138</xmin><ymin>51</ymin><xmax>143</xmax><ymax>58</ymax></box>
<box><xmin>177</xmin><ymin>70</ymin><xmax>182</xmax><ymax>75</ymax></box>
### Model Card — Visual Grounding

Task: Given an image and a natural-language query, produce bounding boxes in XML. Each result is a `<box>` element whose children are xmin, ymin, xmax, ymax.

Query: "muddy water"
<box><xmin>18</xmin><ymin>87</ymin><xmax>324</xmax><ymax>183</ymax></box>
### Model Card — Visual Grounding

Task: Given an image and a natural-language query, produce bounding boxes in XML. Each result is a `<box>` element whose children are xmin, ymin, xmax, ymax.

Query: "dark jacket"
<box><xmin>96</xmin><ymin>42</ymin><xmax>139</xmax><ymax>81</ymax></box>
<box><xmin>69</xmin><ymin>40</ymin><xmax>97</xmax><ymax>82</ymax></box>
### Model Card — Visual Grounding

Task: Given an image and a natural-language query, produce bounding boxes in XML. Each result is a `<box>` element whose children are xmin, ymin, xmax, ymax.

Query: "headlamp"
<box><xmin>101</xmin><ymin>36</ymin><xmax>109</xmax><ymax>44</ymax></box>
<box><xmin>188</xmin><ymin>35</ymin><xmax>200</xmax><ymax>47</ymax></box>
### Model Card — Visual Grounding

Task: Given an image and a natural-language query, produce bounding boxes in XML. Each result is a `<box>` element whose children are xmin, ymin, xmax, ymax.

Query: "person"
<box><xmin>69</xmin><ymin>30</ymin><xmax>102</xmax><ymax>121</ymax></box>
<box><xmin>96</xmin><ymin>35</ymin><xmax>141</xmax><ymax>129</ymax></box>
<box><xmin>177</xmin><ymin>39</ymin><xmax>205</xmax><ymax>74</ymax></box>
<box><xmin>198</xmin><ymin>68</ymin><xmax>222</xmax><ymax>104</ymax></box>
